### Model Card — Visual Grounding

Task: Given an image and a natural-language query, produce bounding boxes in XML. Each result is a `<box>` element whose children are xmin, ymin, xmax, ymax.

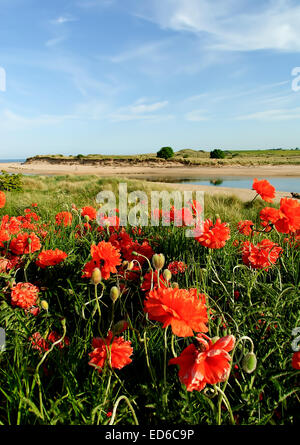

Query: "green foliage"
<box><xmin>210</xmin><ymin>149</ymin><xmax>226</xmax><ymax>159</ymax></box>
<box><xmin>157</xmin><ymin>147</ymin><xmax>174</xmax><ymax>160</ymax></box>
<box><xmin>0</xmin><ymin>170</ymin><xmax>23</xmax><ymax>191</ymax></box>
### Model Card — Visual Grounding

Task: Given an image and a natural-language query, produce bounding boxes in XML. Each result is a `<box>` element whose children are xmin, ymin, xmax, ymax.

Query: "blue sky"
<box><xmin>1</xmin><ymin>0</ymin><xmax>300</xmax><ymax>158</ymax></box>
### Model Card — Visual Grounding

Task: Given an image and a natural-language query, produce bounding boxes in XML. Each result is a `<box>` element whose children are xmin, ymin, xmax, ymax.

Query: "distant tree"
<box><xmin>76</xmin><ymin>154</ymin><xmax>84</xmax><ymax>159</ymax></box>
<box><xmin>157</xmin><ymin>146</ymin><xmax>174</xmax><ymax>160</ymax></box>
<box><xmin>210</xmin><ymin>149</ymin><xmax>225</xmax><ymax>159</ymax></box>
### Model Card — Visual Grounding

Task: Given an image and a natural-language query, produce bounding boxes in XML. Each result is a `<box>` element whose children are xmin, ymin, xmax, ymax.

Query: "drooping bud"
<box><xmin>128</xmin><ymin>261</ymin><xmax>134</xmax><ymax>271</ymax></box>
<box><xmin>163</xmin><ymin>269</ymin><xmax>172</xmax><ymax>282</ymax></box>
<box><xmin>242</xmin><ymin>352</ymin><xmax>257</xmax><ymax>374</ymax></box>
<box><xmin>91</xmin><ymin>268</ymin><xmax>102</xmax><ymax>285</ymax></box>
<box><xmin>41</xmin><ymin>300</ymin><xmax>49</xmax><ymax>312</ymax></box>
<box><xmin>110</xmin><ymin>286</ymin><xmax>120</xmax><ymax>303</ymax></box>
<box><xmin>152</xmin><ymin>253</ymin><xmax>165</xmax><ymax>271</ymax></box>
<box><xmin>113</xmin><ymin>320</ymin><xmax>129</xmax><ymax>335</ymax></box>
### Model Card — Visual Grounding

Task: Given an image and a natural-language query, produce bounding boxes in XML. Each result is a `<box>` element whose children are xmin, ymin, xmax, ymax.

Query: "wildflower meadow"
<box><xmin>0</xmin><ymin>176</ymin><xmax>299</xmax><ymax>425</ymax></box>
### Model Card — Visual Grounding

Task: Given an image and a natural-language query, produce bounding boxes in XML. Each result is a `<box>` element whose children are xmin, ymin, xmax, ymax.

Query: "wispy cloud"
<box><xmin>236</xmin><ymin>107</ymin><xmax>300</xmax><ymax>121</ymax></box>
<box><xmin>108</xmin><ymin>40</ymin><xmax>170</xmax><ymax>63</ymax></box>
<box><xmin>133</xmin><ymin>0</ymin><xmax>300</xmax><ymax>52</ymax></box>
<box><xmin>108</xmin><ymin>99</ymin><xmax>171</xmax><ymax>122</ymax></box>
<box><xmin>185</xmin><ymin>109</ymin><xmax>209</xmax><ymax>121</ymax></box>
<box><xmin>50</xmin><ymin>16</ymin><xmax>77</xmax><ymax>25</ymax></box>
<box><xmin>45</xmin><ymin>36</ymin><xmax>66</xmax><ymax>47</ymax></box>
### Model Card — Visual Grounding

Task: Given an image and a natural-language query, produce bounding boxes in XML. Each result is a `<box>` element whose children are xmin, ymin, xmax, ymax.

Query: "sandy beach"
<box><xmin>1</xmin><ymin>161</ymin><xmax>299</xmax><ymax>202</ymax></box>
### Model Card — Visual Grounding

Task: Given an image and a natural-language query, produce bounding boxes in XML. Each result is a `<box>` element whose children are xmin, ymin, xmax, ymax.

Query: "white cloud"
<box><xmin>50</xmin><ymin>16</ymin><xmax>77</xmax><ymax>25</ymax></box>
<box><xmin>236</xmin><ymin>107</ymin><xmax>300</xmax><ymax>121</ymax></box>
<box><xmin>45</xmin><ymin>36</ymin><xmax>66</xmax><ymax>47</ymax></box>
<box><xmin>133</xmin><ymin>0</ymin><xmax>300</xmax><ymax>52</ymax></box>
<box><xmin>109</xmin><ymin>99</ymin><xmax>171</xmax><ymax>122</ymax></box>
<box><xmin>185</xmin><ymin>109</ymin><xmax>209</xmax><ymax>121</ymax></box>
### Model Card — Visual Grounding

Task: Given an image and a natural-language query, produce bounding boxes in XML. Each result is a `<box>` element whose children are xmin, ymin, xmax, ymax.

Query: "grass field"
<box><xmin>0</xmin><ymin>175</ymin><xmax>299</xmax><ymax>425</ymax></box>
<box><xmin>26</xmin><ymin>148</ymin><xmax>300</xmax><ymax>166</ymax></box>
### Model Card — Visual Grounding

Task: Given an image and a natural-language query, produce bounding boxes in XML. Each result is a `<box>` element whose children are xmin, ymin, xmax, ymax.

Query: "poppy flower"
<box><xmin>11</xmin><ymin>282</ymin><xmax>39</xmax><ymax>309</ymax></box>
<box><xmin>0</xmin><ymin>191</ymin><xmax>6</xmax><ymax>209</ymax></box>
<box><xmin>55</xmin><ymin>211</ymin><xmax>73</xmax><ymax>227</ymax></box>
<box><xmin>0</xmin><ymin>229</ymin><xmax>10</xmax><ymax>248</ymax></box>
<box><xmin>36</xmin><ymin>249</ymin><xmax>68</xmax><ymax>268</ymax></box>
<box><xmin>81</xmin><ymin>206</ymin><xmax>97</xmax><ymax>221</ymax></box>
<box><xmin>169</xmin><ymin>334</ymin><xmax>235</xmax><ymax>392</ymax></box>
<box><xmin>29</xmin><ymin>332</ymin><xmax>49</xmax><ymax>353</ymax></box>
<box><xmin>82</xmin><ymin>241</ymin><xmax>121</xmax><ymax>280</ymax></box>
<box><xmin>167</xmin><ymin>261</ymin><xmax>187</xmax><ymax>275</ymax></box>
<box><xmin>237</xmin><ymin>220</ymin><xmax>254</xmax><ymax>236</ymax></box>
<box><xmin>242</xmin><ymin>239</ymin><xmax>282</xmax><ymax>270</ymax></box>
<box><xmin>194</xmin><ymin>218</ymin><xmax>230</xmax><ymax>249</ymax></box>
<box><xmin>144</xmin><ymin>287</ymin><xmax>208</xmax><ymax>337</ymax></box>
<box><xmin>291</xmin><ymin>351</ymin><xmax>300</xmax><ymax>370</ymax></box>
<box><xmin>88</xmin><ymin>331</ymin><xmax>133</xmax><ymax>373</ymax></box>
<box><xmin>48</xmin><ymin>331</ymin><xmax>70</xmax><ymax>349</ymax></box>
<box><xmin>109</xmin><ymin>229</ymin><xmax>133</xmax><ymax>252</ymax></box>
<box><xmin>275</xmin><ymin>198</ymin><xmax>300</xmax><ymax>234</ymax></box>
<box><xmin>252</xmin><ymin>178</ymin><xmax>275</xmax><ymax>203</ymax></box>
<box><xmin>141</xmin><ymin>270</ymin><xmax>168</xmax><ymax>294</ymax></box>
<box><xmin>10</xmin><ymin>232</ymin><xmax>41</xmax><ymax>255</ymax></box>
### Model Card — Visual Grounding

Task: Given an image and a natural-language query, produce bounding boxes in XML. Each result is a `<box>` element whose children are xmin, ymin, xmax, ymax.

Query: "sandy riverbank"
<box><xmin>1</xmin><ymin>161</ymin><xmax>298</xmax><ymax>202</ymax></box>
<box><xmin>2</xmin><ymin>161</ymin><xmax>300</xmax><ymax>178</ymax></box>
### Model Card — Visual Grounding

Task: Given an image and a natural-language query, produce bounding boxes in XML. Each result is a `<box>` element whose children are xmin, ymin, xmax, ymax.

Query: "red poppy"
<box><xmin>275</xmin><ymin>198</ymin><xmax>300</xmax><ymax>234</ymax></box>
<box><xmin>252</xmin><ymin>178</ymin><xmax>275</xmax><ymax>203</ymax></box>
<box><xmin>0</xmin><ymin>229</ymin><xmax>10</xmax><ymax>248</ymax></box>
<box><xmin>194</xmin><ymin>218</ymin><xmax>230</xmax><ymax>249</ymax></box>
<box><xmin>144</xmin><ymin>287</ymin><xmax>208</xmax><ymax>337</ymax></box>
<box><xmin>0</xmin><ymin>191</ymin><xmax>6</xmax><ymax>209</ymax></box>
<box><xmin>237</xmin><ymin>220</ymin><xmax>254</xmax><ymax>236</ymax></box>
<box><xmin>48</xmin><ymin>331</ymin><xmax>70</xmax><ymax>349</ymax></box>
<box><xmin>141</xmin><ymin>270</ymin><xmax>168</xmax><ymax>294</ymax></box>
<box><xmin>11</xmin><ymin>282</ymin><xmax>39</xmax><ymax>309</ymax></box>
<box><xmin>36</xmin><ymin>249</ymin><xmax>68</xmax><ymax>268</ymax></box>
<box><xmin>167</xmin><ymin>261</ymin><xmax>187</xmax><ymax>275</ymax></box>
<box><xmin>291</xmin><ymin>351</ymin><xmax>300</xmax><ymax>370</ymax></box>
<box><xmin>29</xmin><ymin>332</ymin><xmax>49</xmax><ymax>353</ymax></box>
<box><xmin>242</xmin><ymin>239</ymin><xmax>282</xmax><ymax>270</ymax></box>
<box><xmin>81</xmin><ymin>206</ymin><xmax>97</xmax><ymax>221</ymax></box>
<box><xmin>88</xmin><ymin>331</ymin><xmax>133</xmax><ymax>373</ymax></box>
<box><xmin>55</xmin><ymin>211</ymin><xmax>73</xmax><ymax>227</ymax></box>
<box><xmin>10</xmin><ymin>232</ymin><xmax>41</xmax><ymax>255</ymax></box>
<box><xmin>109</xmin><ymin>229</ymin><xmax>133</xmax><ymax>252</ymax></box>
<box><xmin>169</xmin><ymin>334</ymin><xmax>235</xmax><ymax>392</ymax></box>
<box><xmin>82</xmin><ymin>241</ymin><xmax>121</xmax><ymax>280</ymax></box>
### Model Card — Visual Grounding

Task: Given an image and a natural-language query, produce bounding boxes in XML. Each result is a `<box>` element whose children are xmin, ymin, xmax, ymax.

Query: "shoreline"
<box><xmin>1</xmin><ymin>161</ymin><xmax>298</xmax><ymax>203</ymax></box>
<box><xmin>1</xmin><ymin>162</ymin><xmax>300</xmax><ymax>178</ymax></box>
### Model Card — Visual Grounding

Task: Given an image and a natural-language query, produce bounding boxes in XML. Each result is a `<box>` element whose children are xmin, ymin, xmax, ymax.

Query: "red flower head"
<box><xmin>237</xmin><ymin>220</ymin><xmax>254</xmax><ymax>236</ymax></box>
<box><xmin>0</xmin><ymin>191</ymin><xmax>6</xmax><ymax>209</ymax></box>
<box><xmin>11</xmin><ymin>282</ymin><xmax>39</xmax><ymax>309</ymax></box>
<box><xmin>109</xmin><ymin>229</ymin><xmax>133</xmax><ymax>253</ymax></box>
<box><xmin>194</xmin><ymin>218</ymin><xmax>230</xmax><ymax>249</ymax></box>
<box><xmin>82</xmin><ymin>241</ymin><xmax>121</xmax><ymax>280</ymax></box>
<box><xmin>242</xmin><ymin>239</ymin><xmax>282</xmax><ymax>270</ymax></box>
<box><xmin>0</xmin><ymin>229</ymin><xmax>10</xmax><ymax>248</ymax></box>
<box><xmin>169</xmin><ymin>334</ymin><xmax>235</xmax><ymax>392</ymax></box>
<box><xmin>55</xmin><ymin>211</ymin><xmax>73</xmax><ymax>227</ymax></box>
<box><xmin>10</xmin><ymin>232</ymin><xmax>41</xmax><ymax>255</ymax></box>
<box><xmin>252</xmin><ymin>178</ymin><xmax>275</xmax><ymax>203</ymax></box>
<box><xmin>144</xmin><ymin>287</ymin><xmax>208</xmax><ymax>337</ymax></box>
<box><xmin>36</xmin><ymin>249</ymin><xmax>68</xmax><ymax>268</ymax></box>
<box><xmin>167</xmin><ymin>261</ymin><xmax>187</xmax><ymax>275</ymax></box>
<box><xmin>275</xmin><ymin>198</ymin><xmax>300</xmax><ymax>234</ymax></box>
<box><xmin>292</xmin><ymin>351</ymin><xmax>300</xmax><ymax>370</ymax></box>
<box><xmin>81</xmin><ymin>206</ymin><xmax>97</xmax><ymax>221</ymax></box>
<box><xmin>88</xmin><ymin>331</ymin><xmax>133</xmax><ymax>373</ymax></box>
<box><xmin>29</xmin><ymin>332</ymin><xmax>49</xmax><ymax>353</ymax></box>
<box><xmin>48</xmin><ymin>331</ymin><xmax>70</xmax><ymax>349</ymax></box>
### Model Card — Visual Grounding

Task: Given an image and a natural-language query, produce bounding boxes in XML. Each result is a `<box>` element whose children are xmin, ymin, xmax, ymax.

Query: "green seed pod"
<box><xmin>110</xmin><ymin>286</ymin><xmax>120</xmax><ymax>303</ymax></box>
<box><xmin>91</xmin><ymin>268</ymin><xmax>102</xmax><ymax>285</ymax></box>
<box><xmin>152</xmin><ymin>253</ymin><xmax>165</xmax><ymax>271</ymax></box>
<box><xmin>242</xmin><ymin>352</ymin><xmax>257</xmax><ymax>374</ymax></box>
<box><xmin>163</xmin><ymin>269</ymin><xmax>172</xmax><ymax>282</ymax></box>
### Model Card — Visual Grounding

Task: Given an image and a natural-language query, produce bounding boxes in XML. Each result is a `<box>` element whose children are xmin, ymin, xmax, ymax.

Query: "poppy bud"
<box><xmin>91</xmin><ymin>268</ymin><xmax>102</xmax><ymax>285</ymax></box>
<box><xmin>172</xmin><ymin>282</ymin><xmax>179</xmax><ymax>288</ymax></box>
<box><xmin>122</xmin><ymin>260</ymin><xmax>129</xmax><ymax>269</ymax></box>
<box><xmin>128</xmin><ymin>261</ymin><xmax>134</xmax><ymax>271</ymax></box>
<box><xmin>152</xmin><ymin>253</ymin><xmax>165</xmax><ymax>271</ymax></box>
<box><xmin>242</xmin><ymin>352</ymin><xmax>257</xmax><ymax>374</ymax></box>
<box><xmin>84</xmin><ymin>215</ymin><xmax>90</xmax><ymax>222</ymax></box>
<box><xmin>61</xmin><ymin>317</ymin><xmax>66</xmax><ymax>329</ymax></box>
<box><xmin>41</xmin><ymin>300</ymin><xmax>49</xmax><ymax>311</ymax></box>
<box><xmin>163</xmin><ymin>269</ymin><xmax>172</xmax><ymax>282</ymax></box>
<box><xmin>113</xmin><ymin>320</ymin><xmax>129</xmax><ymax>335</ymax></box>
<box><xmin>110</xmin><ymin>286</ymin><xmax>120</xmax><ymax>303</ymax></box>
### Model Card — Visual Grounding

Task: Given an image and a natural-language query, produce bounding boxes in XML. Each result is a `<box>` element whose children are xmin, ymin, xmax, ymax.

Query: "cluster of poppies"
<box><xmin>0</xmin><ymin>177</ymin><xmax>300</xmax><ymax>396</ymax></box>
